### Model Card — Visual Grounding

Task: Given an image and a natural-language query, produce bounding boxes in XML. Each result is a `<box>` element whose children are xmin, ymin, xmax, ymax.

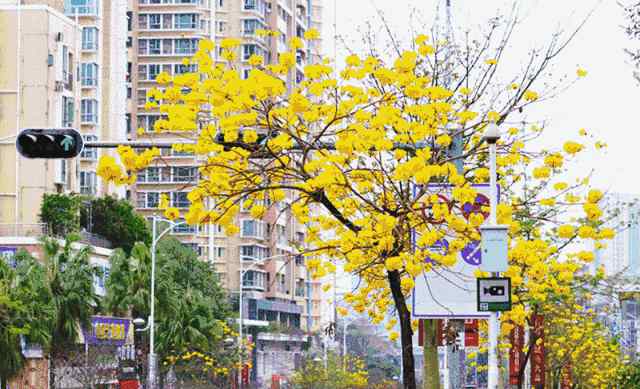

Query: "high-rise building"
<box><xmin>0</xmin><ymin>0</ymin><xmax>128</xmax><ymax>230</ymax></box>
<box><xmin>129</xmin><ymin>0</ymin><xmax>324</xmax><ymax>336</ymax></box>
<box><xmin>592</xmin><ymin>193</ymin><xmax>640</xmax><ymax>277</ymax></box>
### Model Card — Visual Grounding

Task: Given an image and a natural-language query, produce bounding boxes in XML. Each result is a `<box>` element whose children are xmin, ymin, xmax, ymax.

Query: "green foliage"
<box><xmin>40</xmin><ymin>193</ymin><xmax>81</xmax><ymax>236</ymax></box>
<box><xmin>105</xmin><ymin>238</ymin><xmax>231</xmax><ymax>359</ymax></box>
<box><xmin>0</xmin><ymin>250</ymin><xmax>55</xmax><ymax>383</ymax></box>
<box><xmin>618</xmin><ymin>361</ymin><xmax>640</xmax><ymax>389</ymax></box>
<box><xmin>81</xmin><ymin>195</ymin><xmax>151</xmax><ymax>254</ymax></box>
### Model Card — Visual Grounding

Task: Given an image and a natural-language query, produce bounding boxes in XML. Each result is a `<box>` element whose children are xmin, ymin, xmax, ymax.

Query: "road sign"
<box><xmin>16</xmin><ymin>128</ymin><xmax>84</xmax><ymax>158</ymax></box>
<box><xmin>412</xmin><ymin>183</ymin><xmax>499</xmax><ymax>318</ymax></box>
<box><xmin>477</xmin><ymin>277</ymin><xmax>511</xmax><ymax>312</ymax></box>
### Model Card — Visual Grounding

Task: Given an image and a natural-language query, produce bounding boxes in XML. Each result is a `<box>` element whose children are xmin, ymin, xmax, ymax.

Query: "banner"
<box><xmin>561</xmin><ymin>363</ymin><xmax>572</xmax><ymax>389</ymax></box>
<box><xmin>464</xmin><ymin>319</ymin><xmax>479</xmax><ymax>347</ymax></box>
<box><xmin>418</xmin><ymin>319</ymin><xmax>445</xmax><ymax>347</ymax></box>
<box><xmin>83</xmin><ymin>316</ymin><xmax>130</xmax><ymax>346</ymax></box>
<box><xmin>531</xmin><ymin>315</ymin><xmax>545</xmax><ymax>386</ymax></box>
<box><xmin>509</xmin><ymin>325</ymin><xmax>524</xmax><ymax>385</ymax></box>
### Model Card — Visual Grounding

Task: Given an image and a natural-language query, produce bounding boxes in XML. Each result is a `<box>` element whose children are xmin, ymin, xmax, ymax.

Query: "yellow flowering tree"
<box><xmin>97</xmin><ymin>17</ymin><xmax>615</xmax><ymax>387</ymax></box>
<box><xmin>289</xmin><ymin>352</ymin><xmax>369</xmax><ymax>389</ymax></box>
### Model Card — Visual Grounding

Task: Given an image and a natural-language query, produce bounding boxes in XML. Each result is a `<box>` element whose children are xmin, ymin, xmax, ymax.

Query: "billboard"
<box><xmin>83</xmin><ymin>316</ymin><xmax>131</xmax><ymax>346</ymax></box>
<box><xmin>412</xmin><ymin>184</ymin><xmax>498</xmax><ymax>318</ymax></box>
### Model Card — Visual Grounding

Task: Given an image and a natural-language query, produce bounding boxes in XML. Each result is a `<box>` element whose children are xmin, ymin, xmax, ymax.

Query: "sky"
<box><xmin>320</xmin><ymin>0</ymin><xmax>640</xmax><ymax>196</ymax></box>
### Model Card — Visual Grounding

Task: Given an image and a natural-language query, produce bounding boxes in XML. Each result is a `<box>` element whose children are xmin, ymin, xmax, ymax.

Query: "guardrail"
<box><xmin>0</xmin><ymin>223</ymin><xmax>47</xmax><ymax>237</ymax></box>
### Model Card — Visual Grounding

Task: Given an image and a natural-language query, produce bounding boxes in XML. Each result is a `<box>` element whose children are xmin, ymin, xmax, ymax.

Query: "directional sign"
<box><xmin>477</xmin><ymin>277</ymin><xmax>511</xmax><ymax>312</ymax></box>
<box><xmin>16</xmin><ymin>128</ymin><xmax>84</xmax><ymax>158</ymax></box>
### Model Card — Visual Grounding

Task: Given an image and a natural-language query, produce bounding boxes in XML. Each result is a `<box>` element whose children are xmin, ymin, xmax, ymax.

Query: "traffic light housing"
<box><xmin>16</xmin><ymin>128</ymin><xmax>84</xmax><ymax>158</ymax></box>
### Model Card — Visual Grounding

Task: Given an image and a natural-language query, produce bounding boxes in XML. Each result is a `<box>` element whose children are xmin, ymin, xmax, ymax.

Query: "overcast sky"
<box><xmin>321</xmin><ymin>0</ymin><xmax>640</xmax><ymax>196</ymax></box>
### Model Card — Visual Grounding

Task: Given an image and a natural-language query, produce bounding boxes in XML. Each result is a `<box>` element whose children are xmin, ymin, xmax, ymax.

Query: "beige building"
<box><xmin>129</xmin><ymin>0</ymin><xmax>324</xmax><ymax>335</ymax></box>
<box><xmin>0</xmin><ymin>0</ymin><xmax>128</xmax><ymax>231</ymax></box>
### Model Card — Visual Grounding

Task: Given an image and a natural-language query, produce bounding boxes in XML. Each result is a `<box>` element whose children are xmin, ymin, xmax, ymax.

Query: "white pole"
<box><xmin>238</xmin><ymin>256</ymin><xmax>243</xmax><ymax>389</ymax></box>
<box><xmin>342</xmin><ymin>321</ymin><xmax>348</xmax><ymax>358</ymax></box>
<box><xmin>149</xmin><ymin>216</ymin><xmax>157</xmax><ymax>388</ymax></box>
<box><xmin>487</xmin><ymin>138</ymin><xmax>499</xmax><ymax>389</ymax></box>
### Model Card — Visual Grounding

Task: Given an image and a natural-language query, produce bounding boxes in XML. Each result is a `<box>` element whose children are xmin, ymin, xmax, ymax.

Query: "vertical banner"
<box><xmin>464</xmin><ymin>319</ymin><xmax>479</xmax><ymax>347</ymax></box>
<box><xmin>509</xmin><ymin>325</ymin><xmax>524</xmax><ymax>385</ymax></box>
<box><xmin>418</xmin><ymin>319</ymin><xmax>445</xmax><ymax>347</ymax></box>
<box><xmin>419</xmin><ymin>319</ymin><xmax>424</xmax><ymax>347</ymax></box>
<box><xmin>561</xmin><ymin>363</ymin><xmax>572</xmax><ymax>389</ymax></box>
<box><xmin>531</xmin><ymin>315</ymin><xmax>545</xmax><ymax>387</ymax></box>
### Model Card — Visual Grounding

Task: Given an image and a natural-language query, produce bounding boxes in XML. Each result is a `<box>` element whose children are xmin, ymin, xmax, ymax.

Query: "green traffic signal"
<box><xmin>16</xmin><ymin>128</ymin><xmax>84</xmax><ymax>159</ymax></box>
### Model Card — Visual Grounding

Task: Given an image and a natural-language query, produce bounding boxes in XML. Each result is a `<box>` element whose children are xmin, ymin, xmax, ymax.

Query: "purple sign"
<box><xmin>83</xmin><ymin>316</ymin><xmax>130</xmax><ymax>346</ymax></box>
<box><xmin>0</xmin><ymin>247</ymin><xmax>17</xmax><ymax>268</ymax></box>
<box><xmin>425</xmin><ymin>239</ymin><xmax>449</xmax><ymax>264</ymax></box>
<box><xmin>461</xmin><ymin>240</ymin><xmax>482</xmax><ymax>265</ymax></box>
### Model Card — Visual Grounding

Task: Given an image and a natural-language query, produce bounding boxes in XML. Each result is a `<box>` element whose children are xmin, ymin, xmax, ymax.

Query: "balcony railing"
<box><xmin>65</xmin><ymin>0</ymin><xmax>100</xmax><ymax>16</ymax></box>
<box><xmin>0</xmin><ymin>223</ymin><xmax>47</xmax><ymax>238</ymax></box>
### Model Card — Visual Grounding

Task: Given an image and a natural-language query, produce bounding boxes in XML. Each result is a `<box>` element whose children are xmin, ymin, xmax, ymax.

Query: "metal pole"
<box><xmin>487</xmin><ymin>139</ymin><xmax>499</xmax><ymax>389</ymax></box>
<box><xmin>149</xmin><ymin>216</ymin><xmax>157</xmax><ymax>389</ymax></box>
<box><xmin>238</xmin><ymin>256</ymin><xmax>243</xmax><ymax>389</ymax></box>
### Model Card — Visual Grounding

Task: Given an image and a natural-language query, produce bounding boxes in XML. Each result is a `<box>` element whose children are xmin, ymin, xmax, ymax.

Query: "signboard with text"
<box><xmin>509</xmin><ymin>325</ymin><xmax>525</xmax><ymax>385</ymax></box>
<box><xmin>412</xmin><ymin>184</ymin><xmax>499</xmax><ymax>318</ymax></box>
<box><xmin>83</xmin><ymin>316</ymin><xmax>130</xmax><ymax>346</ymax></box>
<box><xmin>531</xmin><ymin>315</ymin><xmax>545</xmax><ymax>386</ymax></box>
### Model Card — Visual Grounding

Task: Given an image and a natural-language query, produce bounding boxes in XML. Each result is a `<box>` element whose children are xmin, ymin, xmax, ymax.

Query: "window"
<box><xmin>217</xmin><ymin>0</ymin><xmax>224</xmax><ymax>7</ymax></box>
<box><xmin>243</xmin><ymin>270</ymin><xmax>265</xmax><ymax>290</ymax></box>
<box><xmin>241</xmin><ymin>245</ymin><xmax>269</xmax><ymax>261</ymax></box>
<box><xmin>138</xmin><ymin>39</ymin><xmax>148</xmax><ymax>55</ymax></box>
<box><xmin>243</xmin><ymin>0</ymin><xmax>256</xmax><ymax>10</ymax></box>
<box><xmin>80</xmin><ymin>171</ymin><xmax>97</xmax><ymax>195</ymax></box>
<box><xmin>149</xmin><ymin>14</ymin><xmax>161</xmax><ymax>29</ymax></box>
<box><xmin>80</xmin><ymin>135</ymin><xmax>98</xmax><ymax>160</ymax></box>
<box><xmin>163</xmin><ymin>39</ymin><xmax>173</xmax><ymax>54</ymax></box>
<box><xmin>182</xmin><ymin>243</ymin><xmax>202</xmax><ymax>256</ymax></box>
<box><xmin>216</xmin><ymin>20</ymin><xmax>226</xmax><ymax>33</ymax></box>
<box><xmin>148</xmin><ymin>64</ymin><xmax>161</xmax><ymax>80</ymax></box>
<box><xmin>81</xmin><ymin>99</ymin><xmax>98</xmax><ymax>123</ymax></box>
<box><xmin>62</xmin><ymin>97</ymin><xmax>74</xmax><ymax>127</ymax></box>
<box><xmin>137</xmin><ymin>89</ymin><xmax>147</xmax><ymax>106</ymax></box>
<box><xmin>242</xmin><ymin>44</ymin><xmax>258</xmax><ymax>60</ymax></box>
<box><xmin>93</xmin><ymin>264</ymin><xmax>110</xmax><ymax>292</ymax></box>
<box><xmin>127</xmin><ymin>11</ymin><xmax>132</xmax><ymax>31</ymax></box>
<box><xmin>241</xmin><ymin>219</ymin><xmax>266</xmax><ymax>239</ymax></box>
<box><xmin>65</xmin><ymin>0</ymin><xmax>99</xmax><ymax>16</ymax></box>
<box><xmin>82</xmin><ymin>27</ymin><xmax>98</xmax><ymax>51</ymax></box>
<box><xmin>149</xmin><ymin>39</ymin><xmax>161</xmax><ymax>54</ymax></box>
<box><xmin>174</xmin><ymin>63</ymin><xmax>197</xmax><ymax>74</ymax></box>
<box><xmin>173</xmin><ymin>166</ymin><xmax>197</xmax><ymax>182</ymax></box>
<box><xmin>295</xmin><ymin>279</ymin><xmax>305</xmax><ymax>297</ymax></box>
<box><xmin>138</xmin><ymin>14</ymin><xmax>148</xmax><ymax>29</ymax></box>
<box><xmin>136</xmin><ymin>192</ymin><xmax>160</xmax><ymax>208</ymax></box>
<box><xmin>276</xmin><ymin>273</ymin><xmax>286</xmax><ymax>293</ymax></box>
<box><xmin>242</xmin><ymin>19</ymin><xmax>264</xmax><ymax>35</ymax></box>
<box><xmin>175</xmin><ymin>39</ymin><xmax>198</xmax><ymax>54</ymax></box>
<box><xmin>295</xmin><ymin>232</ymin><xmax>304</xmax><ymax>244</ymax></box>
<box><xmin>137</xmin><ymin>115</ymin><xmax>163</xmax><ymax>132</ymax></box>
<box><xmin>295</xmin><ymin>254</ymin><xmax>304</xmax><ymax>266</ymax></box>
<box><xmin>175</xmin><ymin>14</ymin><xmax>197</xmax><ymax>29</ymax></box>
<box><xmin>212</xmin><ymin>246</ymin><xmax>225</xmax><ymax>258</ymax></box>
<box><xmin>276</xmin><ymin>225</ymin><xmax>287</xmax><ymax>245</ymax></box>
<box><xmin>172</xmin><ymin>192</ymin><xmax>190</xmax><ymax>208</ymax></box>
<box><xmin>163</xmin><ymin>14</ymin><xmax>173</xmax><ymax>29</ymax></box>
<box><xmin>81</xmin><ymin>63</ymin><xmax>98</xmax><ymax>87</ymax></box>
<box><xmin>126</xmin><ymin>113</ymin><xmax>131</xmax><ymax>133</ymax></box>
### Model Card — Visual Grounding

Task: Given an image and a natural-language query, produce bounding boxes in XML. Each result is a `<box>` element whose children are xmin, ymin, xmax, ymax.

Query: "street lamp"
<box><xmin>237</xmin><ymin>252</ymin><xmax>292</xmax><ymax>389</ymax></box>
<box><xmin>147</xmin><ymin>216</ymin><xmax>186</xmax><ymax>389</ymax></box>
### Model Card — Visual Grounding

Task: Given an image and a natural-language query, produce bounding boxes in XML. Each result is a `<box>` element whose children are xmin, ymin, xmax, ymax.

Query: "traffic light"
<box><xmin>16</xmin><ymin>128</ymin><xmax>84</xmax><ymax>158</ymax></box>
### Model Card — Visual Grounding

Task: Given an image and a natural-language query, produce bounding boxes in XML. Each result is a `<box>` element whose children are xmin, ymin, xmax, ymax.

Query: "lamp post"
<box><xmin>483</xmin><ymin>123</ymin><xmax>501</xmax><ymax>389</ymax></box>
<box><xmin>148</xmin><ymin>216</ymin><xmax>186</xmax><ymax>389</ymax></box>
<box><xmin>237</xmin><ymin>252</ymin><xmax>291</xmax><ymax>389</ymax></box>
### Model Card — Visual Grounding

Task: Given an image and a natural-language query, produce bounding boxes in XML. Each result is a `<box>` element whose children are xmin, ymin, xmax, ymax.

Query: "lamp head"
<box><xmin>132</xmin><ymin>318</ymin><xmax>146</xmax><ymax>327</ymax></box>
<box><xmin>482</xmin><ymin>123</ymin><xmax>501</xmax><ymax>144</ymax></box>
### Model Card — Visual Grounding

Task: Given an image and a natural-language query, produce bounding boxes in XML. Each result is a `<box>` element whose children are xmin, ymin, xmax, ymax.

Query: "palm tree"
<box><xmin>40</xmin><ymin>234</ymin><xmax>99</xmax><ymax>387</ymax></box>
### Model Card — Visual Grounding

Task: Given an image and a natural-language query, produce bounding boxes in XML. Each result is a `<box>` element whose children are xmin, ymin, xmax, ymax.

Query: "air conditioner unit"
<box><xmin>54</xmin><ymin>81</ymin><xmax>64</xmax><ymax>92</ymax></box>
<box><xmin>55</xmin><ymin>32</ymin><xmax>63</xmax><ymax>42</ymax></box>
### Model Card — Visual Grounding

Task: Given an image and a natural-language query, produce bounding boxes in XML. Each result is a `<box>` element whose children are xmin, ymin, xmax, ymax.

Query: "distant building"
<box><xmin>592</xmin><ymin>193</ymin><xmax>640</xmax><ymax>277</ymax></box>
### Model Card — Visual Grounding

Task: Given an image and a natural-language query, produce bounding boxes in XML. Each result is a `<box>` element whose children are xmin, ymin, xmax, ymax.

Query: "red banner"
<box><xmin>418</xmin><ymin>319</ymin><xmax>445</xmax><ymax>347</ymax></box>
<box><xmin>509</xmin><ymin>325</ymin><xmax>524</xmax><ymax>385</ymax></box>
<box><xmin>531</xmin><ymin>315</ymin><xmax>545</xmax><ymax>386</ymax></box>
<box><xmin>464</xmin><ymin>319</ymin><xmax>479</xmax><ymax>347</ymax></box>
<box><xmin>561</xmin><ymin>363</ymin><xmax>572</xmax><ymax>389</ymax></box>
<box><xmin>242</xmin><ymin>364</ymin><xmax>249</xmax><ymax>385</ymax></box>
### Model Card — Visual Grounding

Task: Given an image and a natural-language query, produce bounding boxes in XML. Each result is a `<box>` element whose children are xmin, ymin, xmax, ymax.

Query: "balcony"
<box><xmin>64</xmin><ymin>0</ymin><xmax>100</xmax><ymax>17</ymax></box>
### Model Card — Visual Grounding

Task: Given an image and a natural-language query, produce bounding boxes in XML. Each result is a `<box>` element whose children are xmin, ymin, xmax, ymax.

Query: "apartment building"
<box><xmin>0</xmin><ymin>0</ymin><xmax>128</xmax><ymax>231</ymax></box>
<box><xmin>0</xmin><ymin>3</ymin><xmax>81</xmax><ymax>227</ymax></box>
<box><xmin>129</xmin><ymin>0</ymin><xmax>323</xmax><ymax>335</ymax></box>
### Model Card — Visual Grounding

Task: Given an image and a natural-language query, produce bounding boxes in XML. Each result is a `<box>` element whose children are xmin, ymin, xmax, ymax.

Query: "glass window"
<box><xmin>81</xmin><ymin>27</ymin><xmax>98</xmax><ymax>51</ymax></box>
<box><xmin>149</xmin><ymin>39</ymin><xmax>161</xmax><ymax>54</ymax></box>
<box><xmin>162</xmin><ymin>39</ymin><xmax>173</xmax><ymax>54</ymax></box>
<box><xmin>173</xmin><ymin>166</ymin><xmax>196</xmax><ymax>182</ymax></box>
<box><xmin>172</xmin><ymin>192</ymin><xmax>190</xmax><ymax>208</ymax></box>
<box><xmin>80</xmin><ymin>171</ymin><xmax>97</xmax><ymax>195</ymax></box>
<box><xmin>148</xmin><ymin>14</ymin><xmax>161</xmax><ymax>29</ymax></box>
<box><xmin>138</xmin><ymin>39</ymin><xmax>148</xmax><ymax>55</ymax></box>
<box><xmin>244</xmin><ymin>0</ymin><xmax>256</xmax><ymax>10</ymax></box>
<box><xmin>243</xmin><ymin>19</ymin><xmax>262</xmax><ymax>35</ymax></box>
<box><xmin>242</xmin><ymin>44</ymin><xmax>261</xmax><ymax>60</ymax></box>
<box><xmin>174</xmin><ymin>64</ymin><xmax>197</xmax><ymax>74</ymax></box>
<box><xmin>162</xmin><ymin>14</ymin><xmax>173</xmax><ymax>29</ymax></box>
<box><xmin>147</xmin><ymin>192</ymin><xmax>159</xmax><ymax>208</ymax></box>
<box><xmin>80</xmin><ymin>135</ymin><xmax>98</xmax><ymax>160</ymax></box>
<box><xmin>173</xmin><ymin>220</ymin><xmax>198</xmax><ymax>233</ymax></box>
<box><xmin>137</xmin><ymin>89</ymin><xmax>147</xmax><ymax>106</ymax></box>
<box><xmin>175</xmin><ymin>39</ymin><xmax>198</xmax><ymax>54</ymax></box>
<box><xmin>62</xmin><ymin>97</ymin><xmax>74</xmax><ymax>127</ymax></box>
<box><xmin>65</xmin><ymin>0</ymin><xmax>99</xmax><ymax>16</ymax></box>
<box><xmin>148</xmin><ymin>64</ymin><xmax>161</xmax><ymax>80</ymax></box>
<box><xmin>138</xmin><ymin>64</ymin><xmax>147</xmax><ymax>80</ymax></box>
<box><xmin>81</xmin><ymin>99</ymin><xmax>98</xmax><ymax>123</ymax></box>
<box><xmin>175</xmin><ymin>14</ymin><xmax>197</xmax><ymax>29</ymax></box>
<box><xmin>241</xmin><ymin>219</ymin><xmax>265</xmax><ymax>239</ymax></box>
<box><xmin>81</xmin><ymin>63</ymin><xmax>98</xmax><ymax>87</ymax></box>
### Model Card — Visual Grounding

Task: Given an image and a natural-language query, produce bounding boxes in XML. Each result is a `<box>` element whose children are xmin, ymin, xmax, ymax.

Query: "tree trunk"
<box><xmin>1</xmin><ymin>376</ymin><xmax>7</xmax><ymax>389</ymax></box>
<box><xmin>387</xmin><ymin>269</ymin><xmax>416</xmax><ymax>389</ymax></box>
<box><xmin>423</xmin><ymin>320</ymin><xmax>441</xmax><ymax>389</ymax></box>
